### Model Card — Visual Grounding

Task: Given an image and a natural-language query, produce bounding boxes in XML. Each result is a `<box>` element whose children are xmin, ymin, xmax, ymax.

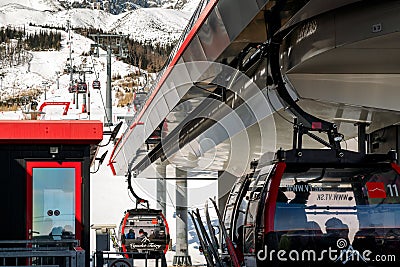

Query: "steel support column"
<box><xmin>173</xmin><ymin>168</ymin><xmax>192</xmax><ymax>266</ymax></box>
<box><xmin>156</xmin><ymin>163</ymin><xmax>167</xmax><ymax>215</ymax></box>
<box><xmin>105</xmin><ymin>46</ymin><xmax>112</xmax><ymax>126</ymax></box>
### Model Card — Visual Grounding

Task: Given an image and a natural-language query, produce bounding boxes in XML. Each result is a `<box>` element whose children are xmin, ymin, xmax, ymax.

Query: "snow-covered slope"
<box><xmin>109</xmin><ymin>8</ymin><xmax>189</xmax><ymax>44</ymax></box>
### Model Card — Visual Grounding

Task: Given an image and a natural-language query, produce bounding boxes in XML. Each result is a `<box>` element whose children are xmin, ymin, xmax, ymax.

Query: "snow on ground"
<box><xmin>180</xmin><ymin>0</ymin><xmax>202</xmax><ymax>13</ymax></box>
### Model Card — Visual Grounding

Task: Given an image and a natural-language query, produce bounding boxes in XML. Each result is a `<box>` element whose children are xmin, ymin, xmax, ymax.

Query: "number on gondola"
<box><xmin>387</xmin><ymin>184</ymin><xmax>399</xmax><ymax>197</ymax></box>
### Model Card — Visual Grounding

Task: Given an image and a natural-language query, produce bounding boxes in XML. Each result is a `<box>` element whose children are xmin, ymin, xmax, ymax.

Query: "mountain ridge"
<box><xmin>0</xmin><ymin>0</ymin><xmax>199</xmax><ymax>45</ymax></box>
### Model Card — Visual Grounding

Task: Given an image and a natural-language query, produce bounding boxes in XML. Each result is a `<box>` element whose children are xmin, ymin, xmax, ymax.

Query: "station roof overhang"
<box><xmin>109</xmin><ymin>0</ymin><xmax>386</xmax><ymax>177</ymax></box>
<box><xmin>108</xmin><ymin>0</ymin><xmax>275</xmax><ymax>176</ymax></box>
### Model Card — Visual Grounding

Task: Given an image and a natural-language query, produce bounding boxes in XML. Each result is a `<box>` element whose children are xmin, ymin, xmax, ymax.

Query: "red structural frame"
<box><xmin>0</xmin><ymin>120</ymin><xmax>103</xmax><ymax>144</ymax></box>
<box><xmin>264</xmin><ymin>162</ymin><xmax>286</xmax><ymax>233</ymax></box>
<box><xmin>39</xmin><ymin>102</ymin><xmax>71</xmax><ymax>116</ymax></box>
<box><xmin>120</xmin><ymin>212</ymin><xmax>130</xmax><ymax>258</ymax></box>
<box><xmin>26</xmin><ymin>161</ymin><xmax>82</xmax><ymax>242</ymax></box>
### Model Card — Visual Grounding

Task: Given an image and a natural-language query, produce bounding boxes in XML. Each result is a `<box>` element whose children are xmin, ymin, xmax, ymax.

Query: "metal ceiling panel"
<box><xmin>281</xmin><ymin>13</ymin><xmax>335</xmax><ymax>73</ymax></box>
<box><xmin>182</xmin><ymin>35</ymin><xmax>208</xmax><ymax>62</ymax></box>
<box><xmin>279</xmin><ymin>0</ymin><xmax>361</xmax><ymax>34</ymax></box>
<box><xmin>184</xmin><ymin>61</ymin><xmax>219</xmax><ymax>85</ymax></box>
<box><xmin>197</xmin><ymin>7</ymin><xmax>230</xmax><ymax>61</ymax></box>
<box><xmin>161</xmin><ymin>80</ymin><xmax>181</xmax><ymax>111</ymax></box>
<box><xmin>255</xmin><ymin>0</ymin><xmax>268</xmax><ymax>9</ymax></box>
<box><xmin>335</xmin><ymin>1</ymin><xmax>400</xmax><ymax>48</ymax></box>
<box><xmin>146</xmin><ymin>101</ymin><xmax>162</xmax><ymax>132</ymax></box>
<box><xmin>165</xmin><ymin>63</ymin><xmax>194</xmax><ymax>99</ymax></box>
<box><xmin>151</xmin><ymin>92</ymin><xmax>169</xmax><ymax>121</ymax></box>
<box><xmin>218</xmin><ymin>0</ymin><xmax>260</xmax><ymax>41</ymax></box>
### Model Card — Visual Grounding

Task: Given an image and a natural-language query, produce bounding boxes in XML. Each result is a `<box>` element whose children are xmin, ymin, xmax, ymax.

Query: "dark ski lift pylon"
<box><xmin>117</xmin><ymin>172</ymin><xmax>170</xmax><ymax>260</ymax></box>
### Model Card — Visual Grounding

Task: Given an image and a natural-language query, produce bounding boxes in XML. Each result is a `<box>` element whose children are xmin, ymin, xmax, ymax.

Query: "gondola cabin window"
<box><xmin>272</xmin><ymin>166</ymin><xmax>400</xmax><ymax>264</ymax></box>
<box><xmin>119</xmin><ymin>211</ymin><xmax>169</xmax><ymax>253</ymax></box>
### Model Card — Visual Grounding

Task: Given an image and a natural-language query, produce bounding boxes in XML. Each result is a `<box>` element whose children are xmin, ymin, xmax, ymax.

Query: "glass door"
<box><xmin>26</xmin><ymin>162</ymin><xmax>81</xmax><ymax>241</ymax></box>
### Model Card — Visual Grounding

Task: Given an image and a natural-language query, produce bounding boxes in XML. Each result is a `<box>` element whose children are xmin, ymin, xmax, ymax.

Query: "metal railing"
<box><xmin>0</xmin><ymin>240</ymin><xmax>85</xmax><ymax>267</ymax></box>
<box><xmin>92</xmin><ymin>251</ymin><xmax>166</xmax><ymax>267</ymax></box>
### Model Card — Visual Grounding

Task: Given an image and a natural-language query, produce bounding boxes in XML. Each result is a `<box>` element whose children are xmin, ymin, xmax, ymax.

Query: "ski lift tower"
<box><xmin>90</xmin><ymin>33</ymin><xmax>129</xmax><ymax>127</ymax></box>
<box><xmin>66</xmin><ymin>20</ymin><xmax>74</xmax><ymax>96</ymax></box>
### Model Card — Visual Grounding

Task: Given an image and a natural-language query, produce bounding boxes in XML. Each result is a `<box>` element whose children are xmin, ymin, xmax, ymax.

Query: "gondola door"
<box><xmin>26</xmin><ymin>162</ymin><xmax>82</xmax><ymax>241</ymax></box>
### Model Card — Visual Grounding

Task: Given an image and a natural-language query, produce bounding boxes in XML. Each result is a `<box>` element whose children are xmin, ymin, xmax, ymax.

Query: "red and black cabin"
<box><xmin>223</xmin><ymin>149</ymin><xmax>400</xmax><ymax>267</ymax></box>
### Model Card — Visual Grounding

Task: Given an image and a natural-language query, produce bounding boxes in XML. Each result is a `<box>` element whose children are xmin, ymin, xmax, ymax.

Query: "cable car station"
<box><xmin>2</xmin><ymin>1</ymin><xmax>400</xmax><ymax>267</ymax></box>
<box><xmin>108</xmin><ymin>0</ymin><xmax>400</xmax><ymax>266</ymax></box>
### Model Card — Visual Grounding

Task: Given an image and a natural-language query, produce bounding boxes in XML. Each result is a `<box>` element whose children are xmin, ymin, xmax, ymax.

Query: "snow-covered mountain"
<box><xmin>66</xmin><ymin>0</ymin><xmax>197</xmax><ymax>13</ymax></box>
<box><xmin>0</xmin><ymin>0</ymin><xmax>64</xmax><ymax>11</ymax></box>
<box><xmin>0</xmin><ymin>0</ymin><xmax>199</xmax><ymax>13</ymax></box>
<box><xmin>0</xmin><ymin>0</ymin><xmax>197</xmax><ymax>45</ymax></box>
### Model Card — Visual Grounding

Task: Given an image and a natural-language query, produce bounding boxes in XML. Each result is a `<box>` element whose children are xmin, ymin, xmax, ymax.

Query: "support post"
<box><xmin>357</xmin><ymin>123</ymin><xmax>367</xmax><ymax>155</ymax></box>
<box><xmin>105</xmin><ymin>46</ymin><xmax>112</xmax><ymax>126</ymax></box>
<box><xmin>56</xmin><ymin>72</ymin><xmax>59</xmax><ymax>90</ymax></box>
<box><xmin>173</xmin><ymin>168</ymin><xmax>192</xmax><ymax>266</ymax></box>
<box><xmin>95</xmin><ymin>251</ymin><xmax>104</xmax><ymax>267</ymax></box>
<box><xmin>88</xmin><ymin>84</ymin><xmax>90</xmax><ymax>119</ymax></box>
<box><xmin>156</xmin><ymin>163</ymin><xmax>167</xmax><ymax>215</ymax></box>
<box><xmin>76</xmin><ymin>90</ymin><xmax>79</xmax><ymax>109</ymax></box>
<box><xmin>83</xmin><ymin>92</ymin><xmax>87</xmax><ymax>113</ymax></box>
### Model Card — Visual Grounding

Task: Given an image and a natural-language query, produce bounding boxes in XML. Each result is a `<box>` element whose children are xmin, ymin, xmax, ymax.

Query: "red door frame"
<box><xmin>26</xmin><ymin>161</ymin><xmax>82</xmax><ymax>241</ymax></box>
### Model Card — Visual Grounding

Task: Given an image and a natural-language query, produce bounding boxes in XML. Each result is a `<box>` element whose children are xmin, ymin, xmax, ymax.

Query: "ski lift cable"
<box><xmin>89</xmin><ymin>54</ymin><xmax>113</xmax><ymax>133</ymax></box>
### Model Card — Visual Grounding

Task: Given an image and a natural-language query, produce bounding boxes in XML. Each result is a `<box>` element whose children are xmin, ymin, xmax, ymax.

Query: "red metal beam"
<box><xmin>0</xmin><ymin>120</ymin><xmax>103</xmax><ymax>144</ymax></box>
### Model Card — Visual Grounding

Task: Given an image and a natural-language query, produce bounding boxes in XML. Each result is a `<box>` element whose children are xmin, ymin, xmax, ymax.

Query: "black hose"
<box><xmin>127</xmin><ymin>171</ymin><xmax>149</xmax><ymax>209</ymax></box>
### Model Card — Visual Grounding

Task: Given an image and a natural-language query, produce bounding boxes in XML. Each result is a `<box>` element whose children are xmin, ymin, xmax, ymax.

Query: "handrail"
<box><xmin>0</xmin><ymin>240</ymin><xmax>78</xmax><ymax>245</ymax></box>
